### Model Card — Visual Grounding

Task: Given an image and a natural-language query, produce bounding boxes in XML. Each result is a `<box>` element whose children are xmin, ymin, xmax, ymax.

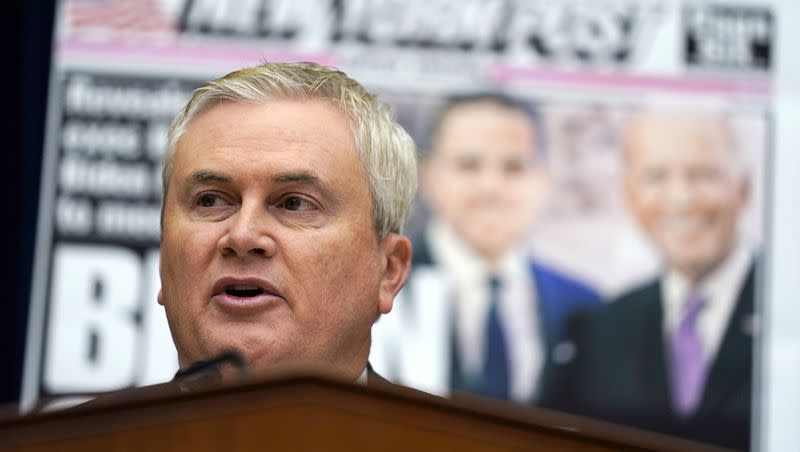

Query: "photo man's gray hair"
<box><xmin>163</xmin><ymin>61</ymin><xmax>418</xmax><ymax>238</ymax></box>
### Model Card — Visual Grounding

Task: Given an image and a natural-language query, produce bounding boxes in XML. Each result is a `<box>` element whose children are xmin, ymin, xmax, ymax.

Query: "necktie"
<box><xmin>479</xmin><ymin>275</ymin><xmax>509</xmax><ymax>399</ymax></box>
<box><xmin>669</xmin><ymin>292</ymin><xmax>707</xmax><ymax>416</ymax></box>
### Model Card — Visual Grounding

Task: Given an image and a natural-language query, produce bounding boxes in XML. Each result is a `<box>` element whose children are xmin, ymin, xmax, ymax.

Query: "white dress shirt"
<box><xmin>427</xmin><ymin>220</ymin><xmax>543</xmax><ymax>403</ymax></box>
<box><xmin>661</xmin><ymin>240</ymin><xmax>753</xmax><ymax>364</ymax></box>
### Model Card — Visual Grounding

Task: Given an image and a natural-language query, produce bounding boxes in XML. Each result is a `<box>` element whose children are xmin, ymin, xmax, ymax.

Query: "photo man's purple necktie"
<box><xmin>669</xmin><ymin>292</ymin><xmax>707</xmax><ymax>416</ymax></box>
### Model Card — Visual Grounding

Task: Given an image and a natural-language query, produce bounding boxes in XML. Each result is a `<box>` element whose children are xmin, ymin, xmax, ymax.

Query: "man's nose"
<box><xmin>218</xmin><ymin>202</ymin><xmax>277</xmax><ymax>258</ymax></box>
<box><xmin>475</xmin><ymin>164</ymin><xmax>505</xmax><ymax>193</ymax></box>
<box><xmin>665</xmin><ymin>175</ymin><xmax>696</xmax><ymax>210</ymax></box>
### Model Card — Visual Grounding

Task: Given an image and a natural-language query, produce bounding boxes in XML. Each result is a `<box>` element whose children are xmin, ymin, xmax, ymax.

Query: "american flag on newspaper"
<box><xmin>63</xmin><ymin>0</ymin><xmax>175</xmax><ymax>34</ymax></box>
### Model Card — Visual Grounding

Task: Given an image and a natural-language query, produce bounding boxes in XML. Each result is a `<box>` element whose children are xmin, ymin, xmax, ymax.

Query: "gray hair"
<box><xmin>163</xmin><ymin>62</ymin><xmax>418</xmax><ymax>238</ymax></box>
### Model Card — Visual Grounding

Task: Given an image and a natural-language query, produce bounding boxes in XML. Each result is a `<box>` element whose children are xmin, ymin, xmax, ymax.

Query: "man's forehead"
<box><xmin>623</xmin><ymin>111</ymin><xmax>736</xmax><ymax>162</ymax></box>
<box><xmin>182</xmin><ymin>99</ymin><xmax>353</xmax><ymax>144</ymax></box>
<box><xmin>627</xmin><ymin>111</ymin><xmax>730</xmax><ymax>143</ymax></box>
<box><xmin>440</xmin><ymin>102</ymin><xmax>532</xmax><ymax>132</ymax></box>
<box><xmin>172</xmin><ymin>99</ymin><xmax>360</xmax><ymax>176</ymax></box>
<box><xmin>433</xmin><ymin>104</ymin><xmax>536</xmax><ymax>156</ymax></box>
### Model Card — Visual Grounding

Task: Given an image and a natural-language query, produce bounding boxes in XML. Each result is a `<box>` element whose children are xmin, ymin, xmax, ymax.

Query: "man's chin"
<box><xmin>477</xmin><ymin>236</ymin><xmax>520</xmax><ymax>254</ymax></box>
<box><xmin>461</xmin><ymin>229</ymin><xmax>520</xmax><ymax>253</ymax></box>
<box><xmin>669</xmin><ymin>254</ymin><xmax>725</xmax><ymax>283</ymax></box>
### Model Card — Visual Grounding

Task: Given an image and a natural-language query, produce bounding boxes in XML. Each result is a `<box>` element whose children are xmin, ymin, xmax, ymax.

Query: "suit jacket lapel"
<box><xmin>694</xmin><ymin>263</ymin><xmax>756</xmax><ymax>417</ymax></box>
<box><xmin>366</xmin><ymin>362</ymin><xmax>396</xmax><ymax>389</ymax></box>
<box><xmin>638</xmin><ymin>282</ymin><xmax>673</xmax><ymax>413</ymax></box>
<box><xmin>417</xmin><ymin>232</ymin><xmax>471</xmax><ymax>393</ymax></box>
<box><xmin>531</xmin><ymin>264</ymin><xmax>555</xmax><ymax>353</ymax></box>
<box><xmin>411</xmin><ymin>230</ymin><xmax>435</xmax><ymax>267</ymax></box>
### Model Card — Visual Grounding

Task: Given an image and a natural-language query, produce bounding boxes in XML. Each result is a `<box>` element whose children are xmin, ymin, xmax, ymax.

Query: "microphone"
<box><xmin>173</xmin><ymin>350</ymin><xmax>250</xmax><ymax>390</ymax></box>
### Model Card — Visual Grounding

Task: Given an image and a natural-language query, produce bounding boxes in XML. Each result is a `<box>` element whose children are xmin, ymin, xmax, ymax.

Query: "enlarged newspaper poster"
<box><xmin>26</xmin><ymin>0</ymin><xmax>772</xmax><ymax>446</ymax></box>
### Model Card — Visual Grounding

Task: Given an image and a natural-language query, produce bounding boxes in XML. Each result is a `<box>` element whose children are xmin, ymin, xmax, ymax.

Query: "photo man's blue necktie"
<box><xmin>479</xmin><ymin>275</ymin><xmax>509</xmax><ymax>399</ymax></box>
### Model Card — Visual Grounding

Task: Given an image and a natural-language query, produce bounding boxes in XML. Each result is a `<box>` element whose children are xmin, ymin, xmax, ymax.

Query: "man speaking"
<box><xmin>155</xmin><ymin>62</ymin><xmax>416</xmax><ymax>383</ymax></box>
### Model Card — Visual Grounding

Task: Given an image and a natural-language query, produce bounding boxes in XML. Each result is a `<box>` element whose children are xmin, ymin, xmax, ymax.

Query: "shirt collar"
<box><xmin>426</xmin><ymin>219</ymin><xmax>527</xmax><ymax>283</ymax></box>
<box><xmin>662</xmin><ymin>239</ymin><xmax>752</xmax><ymax>331</ymax></box>
<box><xmin>356</xmin><ymin>367</ymin><xmax>368</xmax><ymax>385</ymax></box>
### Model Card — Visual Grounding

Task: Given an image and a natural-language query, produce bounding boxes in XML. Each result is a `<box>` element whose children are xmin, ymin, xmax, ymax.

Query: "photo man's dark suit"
<box><xmin>540</xmin><ymin>263</ymin><xmax>756</xmax><ymax>450</ymax></box>
<box><xmin>411</xmin><ymin>233</ymin><xmax>600</xmax><ymax>402</ymax></box>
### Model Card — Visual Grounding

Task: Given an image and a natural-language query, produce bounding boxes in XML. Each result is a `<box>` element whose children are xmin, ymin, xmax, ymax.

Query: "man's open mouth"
<box><xmin>225</xmin><ymin>284</ymin><xmax>265</xmax><ymax>298</ymax></box>
<box><xmin>212</xmin><ymin>278</ymin><xmax>283</xmax><ymax>306</ymax></box>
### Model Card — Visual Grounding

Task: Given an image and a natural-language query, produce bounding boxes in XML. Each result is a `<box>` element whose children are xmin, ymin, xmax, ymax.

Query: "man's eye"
<box><xmin>279</xmin><ymin>195</ymin><xmax>316</xmax><ymax>212</ymax></box>
<box><xmin>690</xmin><ymin>166</ymin><xmax>720</xmax><ymax>182</ymax></box>
<box><xmin>197</xmin><ymin>193</ymin><xmax>219</xmax><ymax>207</ymax></box>
<box><xmin>455</xmin><ymin>156</ymin><xmax>481</xmax><ymax>172</ymax></box>
<box><xmin>642</xmin><ymin>168</ymin><xmax>667</xmax><ymax>185</ymax></box>
<box><xmin>503</xmin><ymin>158</ymin><xmax>527</xmax><ymax>175</ymax></box>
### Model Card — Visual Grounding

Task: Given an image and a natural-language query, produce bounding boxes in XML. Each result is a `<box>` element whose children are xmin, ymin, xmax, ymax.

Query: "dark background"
<box><xmin>4</xmin><ymin>0</ymin><xmax>56</xmax><ymax>405</ymax></box>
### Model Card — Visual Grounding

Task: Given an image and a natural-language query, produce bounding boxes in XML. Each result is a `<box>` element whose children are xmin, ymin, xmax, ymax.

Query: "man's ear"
<box><xmin>157</xmin><ymin>244</ymin><xmax>165</xmax><ymax>306</ymax></box>
<box><xmin>529</xmin><ymin>167</ymin><xmax>552</xmax><ymax>208</ymax></box>
<box><xmin>377</xmin><ymin>233</ymin><xmax>413</xmax><ymax>315</ymax></box>
<box><xmin>417</xmin><ymin>155</ymin><xmax>436</xmax><ymax>207</ymax></box>
<box><xmin>622</xmin><ymin>169</ymin><xmax>638</xmax><ymax>214</ymax></box>
<box><xmin>738</xmin><ymin>173</ymin><xmax>751</xmax><ymax>206</ymax></box>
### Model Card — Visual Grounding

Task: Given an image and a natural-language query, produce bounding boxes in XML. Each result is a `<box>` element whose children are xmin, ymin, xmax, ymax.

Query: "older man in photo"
<box><xmin>540</xmin><ymin>110</ymin><xmax>757</xmax><ymax>450</ymax></box>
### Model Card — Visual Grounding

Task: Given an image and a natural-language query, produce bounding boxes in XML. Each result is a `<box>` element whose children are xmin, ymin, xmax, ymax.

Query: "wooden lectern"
<box><xmin>0</xmin><ymin>370</ymin><xmax>728</xmax><ymax>451</ymax></box>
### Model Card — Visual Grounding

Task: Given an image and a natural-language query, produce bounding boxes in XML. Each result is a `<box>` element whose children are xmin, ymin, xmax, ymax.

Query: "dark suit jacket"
<box><xmin>413</xmin><ymin>234</ymin><xmax>601</xmax><ymax>401</ymax></box>
<box><xmin>539</xmin><ymin>263</ymin><xmax>757</xmax><ymax>450</ymax></box>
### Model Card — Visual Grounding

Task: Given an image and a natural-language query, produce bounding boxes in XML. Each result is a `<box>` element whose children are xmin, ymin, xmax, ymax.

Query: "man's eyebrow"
<box><xmin>186</xmin><ymin>170</ymin><xmax>324</xmax><ymax>187</ymax></box>
<box><xmin>273</xmin><ymin>171</ymin><xmax>322</xmax><ymax>185</ymax></box>
<box><xmin>190</xmin><ymin>170</ymin><xmax>231</xmax><ymax>184</ymax></box>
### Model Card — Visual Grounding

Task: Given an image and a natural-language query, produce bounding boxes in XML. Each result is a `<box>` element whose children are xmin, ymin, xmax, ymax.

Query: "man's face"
<box><xmin>421</xmin><ymin>101</ymin><xmax>549</xmax><ymax>264</ymax></box>
<box><xmin>624</xmin><ymin>112</ymin><xmax>748</xmax><ymax>282</ymax></box>
<box><xmin>159</xmin><ymin>99</ymin><xmax>410</xmax><ymax>380</ymax></box>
